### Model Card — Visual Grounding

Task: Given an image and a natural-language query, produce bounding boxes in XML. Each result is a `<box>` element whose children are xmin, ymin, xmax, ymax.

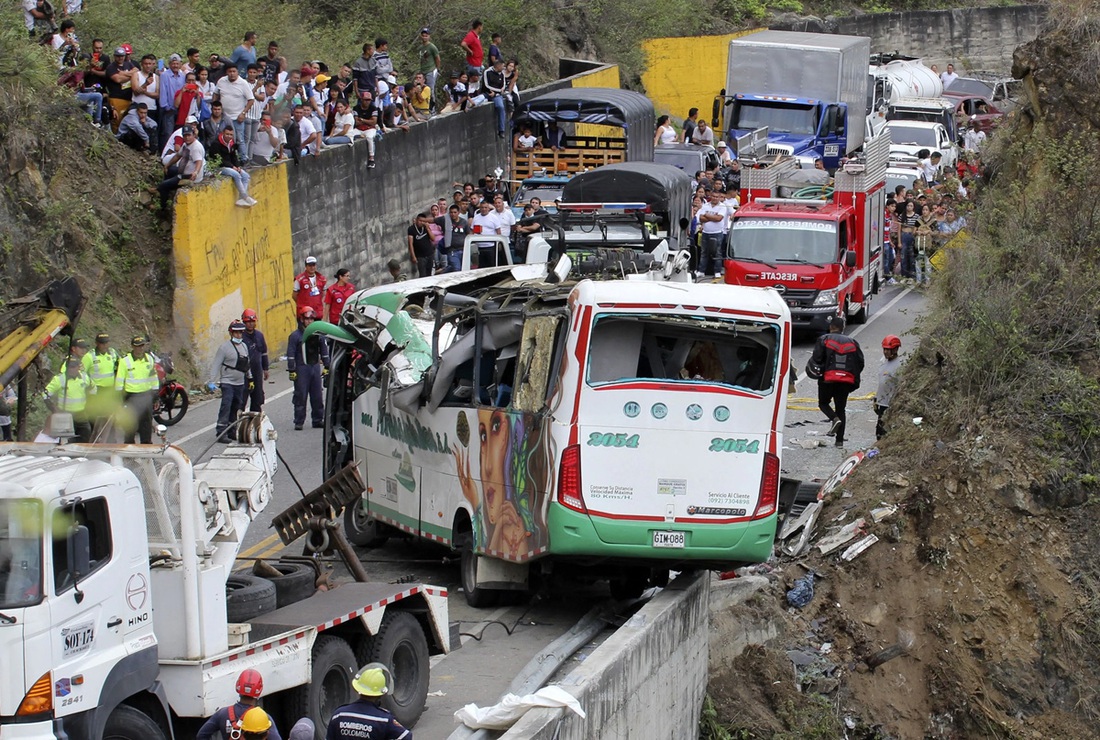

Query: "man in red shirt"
<box><xmin>461</xmin><ymin>19</ymin><xmax>484</xmax><ymax>75</ymax></box>
<box><xmin>293</xmin><ymin>256</ymin><xmax>326</xmax><ymax>316</ymax></box>
<box><xmin>323</xmin><ymin>268</ymin><xmax>355</xmax><ymax>324</ymax></box>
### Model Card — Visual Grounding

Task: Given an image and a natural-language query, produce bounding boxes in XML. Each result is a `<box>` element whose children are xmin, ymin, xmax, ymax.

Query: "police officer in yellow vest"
<box><xmin>83</xmin><ymin>333</ymin><xmax>120</xmax><ymax>440</ymax></box>
<box><xmin>44</xmin><ymin>357</ymin><xmax>93</xmax><ymax>442</ymax></box>
<box><xmin>115</xmin><ymin>335</ymin><xmax>158</xmax><ymax>444</ymax></box>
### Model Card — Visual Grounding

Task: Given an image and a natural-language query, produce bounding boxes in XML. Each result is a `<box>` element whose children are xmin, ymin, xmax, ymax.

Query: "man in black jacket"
<box><xmin>809</xmin><ymin>315</ymin><xmax>864</xmax><ymax>447</ymax></box>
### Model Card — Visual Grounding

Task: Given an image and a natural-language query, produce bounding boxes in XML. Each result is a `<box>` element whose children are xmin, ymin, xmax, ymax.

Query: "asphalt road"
<box><xmin>161</xmin><ymin>281</ymin><xmax>926</xmax><ymax>736</ymax></box>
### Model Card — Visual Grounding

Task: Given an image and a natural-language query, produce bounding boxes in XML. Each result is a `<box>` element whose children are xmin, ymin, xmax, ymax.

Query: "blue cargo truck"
<box><xmin>715</xmin><ymin>31</ymin><xmax>870</xmax><ymax>169</ymax></box>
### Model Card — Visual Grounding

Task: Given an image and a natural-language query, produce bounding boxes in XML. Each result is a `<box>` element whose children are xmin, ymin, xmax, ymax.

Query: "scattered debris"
<box><xmin>779</xmin><ymin>501</ymin><xmax>822</xmax><ymax>556</ymax></box>
<box><xmin>840</xmin><ymin>534</ymin><xmax>879</xmax><ymax>561</ymax></box>
<box><xmin>817</xmin><ymin>518</ymin><xmax>867</xmax><ymax>554</ymax></box>
<box><xmin>786</xmin><ymin>573</ymin><xmax>816</xmax><ymax>608</ymax></box>
<box><xmin>865</xmin><ymin>629</ymin><xmax>916</xmax><ymax>670</ymax></box>
<box><xmin>870</xmin><ymin>503</ymin><xmax>897</xmax><ymax>522</ymax></box>
<box><xmin>912</xmin><ymin>417</ymin><xmax>923</xmax><ymax>425</ymax></box>
<box><xmin>428</xmin><ymin>690</ymin><xmax>446</xmax><ymax>697</ymax></box>
<box><xmin>884</xmin><ymin>472</ymin><xmax>910</xmax><ymax>488</ymax></box>
<box><xmin>795</xmin><ymin>438</ymin><xmax>828</xmax><ymax>449</ymax></box>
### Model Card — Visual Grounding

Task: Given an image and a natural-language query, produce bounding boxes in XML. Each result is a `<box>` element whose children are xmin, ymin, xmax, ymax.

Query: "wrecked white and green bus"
<box><xmin>309</xmin><ymin>256</ymin><xmax>793</xmax><ymax>606</ymax></box>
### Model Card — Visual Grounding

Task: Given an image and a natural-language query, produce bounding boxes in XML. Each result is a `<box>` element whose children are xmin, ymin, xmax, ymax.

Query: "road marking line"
<box><xmin>238</xmin><ymin>533</ymin><xmax>281</xmax><ymax>559</ymax></box>
<box><xmin>172</xmin><ymin>387</ymin><xmax>296</xmax><ymax>446</ymax></box>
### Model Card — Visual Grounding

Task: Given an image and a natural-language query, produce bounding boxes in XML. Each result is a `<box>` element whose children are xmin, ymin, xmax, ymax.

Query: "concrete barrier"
<box><xmin>499</xmin><ymin>572</ymin><xmax>708</xmax><ymax>739</ymax></box>
<box><xmin>172</xmin><ymin>166</ymin><xmax>297</xmax><ymax>368</ymax></box>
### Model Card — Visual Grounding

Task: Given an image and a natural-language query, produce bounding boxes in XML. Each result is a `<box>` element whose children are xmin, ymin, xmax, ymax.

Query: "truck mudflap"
<box><xmin>157</xmin><ymin>583</ymin><xmax>448</xmax><ymax>718</ymax></box>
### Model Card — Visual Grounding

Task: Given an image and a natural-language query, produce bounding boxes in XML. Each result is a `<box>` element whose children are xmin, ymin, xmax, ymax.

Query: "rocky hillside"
<box><xmin>706</xmin><ymin>5</ymin><xmax>1100</xmax><ymax>738</ymax></box>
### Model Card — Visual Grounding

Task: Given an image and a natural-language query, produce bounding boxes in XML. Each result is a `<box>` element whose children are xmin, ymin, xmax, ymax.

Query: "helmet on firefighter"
<box><xmin>351</xmin><ymin>663</ymin><xmax>392</xmax><ymax>697</ymax></box>
<box><xmin>882</xmin><ymin>335</ymin><xmax>901</xmax><ymax>350</ymax></box>
<box><xmin>235</xmin><ymin>668</ymin><xmax>264</xmax><ymax>698</ymax></box>
<box><xmin>299</xmin><ymin>307</ymin><xmax>316</xmax><ymax>320</ymax></box>
<box><xmin>242</xmin><ymin>308</ymin><xmax>258</xmax><ymax>321</ymax></box>
<box><xmin>239</xmin><ymin>707</ymin><xmax>272</xmax><ymax>735</ymax></box>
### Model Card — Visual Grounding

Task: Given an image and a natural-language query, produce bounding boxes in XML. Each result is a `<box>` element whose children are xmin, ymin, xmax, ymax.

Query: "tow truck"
<box><xmin>724</xmin><ymin>131</ymin><xmax>889</xmax><ymax>331</ymax></box>
<box><xmin>0</xmin><ymin>282</ymin><xmax>449</xmax><ymax>740</ymax></box>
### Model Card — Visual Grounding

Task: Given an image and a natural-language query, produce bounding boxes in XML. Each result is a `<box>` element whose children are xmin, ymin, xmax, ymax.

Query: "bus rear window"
<box><xmin>586</xmin><ymin>314</ymin><xmax>779</xmax><ymax>392</ymax></box>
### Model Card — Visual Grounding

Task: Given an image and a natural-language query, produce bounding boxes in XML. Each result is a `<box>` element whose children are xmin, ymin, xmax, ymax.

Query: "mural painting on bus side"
<box><xmin>452</xmin><ymin>407</ymin><xmax>552</xmax><ymax>561</ymax></box>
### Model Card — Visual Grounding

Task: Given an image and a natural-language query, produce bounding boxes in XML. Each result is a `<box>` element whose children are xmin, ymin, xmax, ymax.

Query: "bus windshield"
<box><xmin>729</xmin><ymin>218</ymin><xmax>838</xmax><ymax>265</ymax></box>
<box><xmin>0</xmin><ymin>499</ymin><xmax>43</xmax><ymax>609</ymax></box>
<box><xmin>586</xmin><ymin>313</ymin><xmax>779</xmax><ymax>393</ymax></box>
<box><xmin>733</xmin><ymin>102</ymin><xmax>816</xmax><ymax>136</ymax></box>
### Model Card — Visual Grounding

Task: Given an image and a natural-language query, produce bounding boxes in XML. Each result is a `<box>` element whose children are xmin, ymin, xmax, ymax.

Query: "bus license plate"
<box><xmin>653</xmin><ymin>531</ymin><xmax>686</xmax><ymax>548</ymax></box>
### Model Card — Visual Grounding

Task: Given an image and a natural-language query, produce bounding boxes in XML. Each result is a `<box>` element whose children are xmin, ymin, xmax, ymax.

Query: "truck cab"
<box><xmin>724</xmin><ymin>133</ymin><xmax>889</xmax><ymax>331</ymax></box>
<box><xmin>724</xmin><ymin>94</ymin><xmax>851</xmax><ymax>166</ymax></box>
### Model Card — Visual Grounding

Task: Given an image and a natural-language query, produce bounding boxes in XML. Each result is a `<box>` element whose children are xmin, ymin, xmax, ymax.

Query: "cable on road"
<box><xmin>457</xmin><ymin>603</ymin><xmax>537</xmax><ymax>641</ymax></box>
<box><xmin>276</xmin><ymin>447</ymin><xmax>308</xmax><ymax>498</ymax></box>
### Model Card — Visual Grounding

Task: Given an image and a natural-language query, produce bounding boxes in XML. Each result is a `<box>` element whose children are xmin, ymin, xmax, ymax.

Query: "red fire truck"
<box><xmin>724</xmin><ymin>133</ymin><xmax>889</xmax><ymax>331</ymax></box>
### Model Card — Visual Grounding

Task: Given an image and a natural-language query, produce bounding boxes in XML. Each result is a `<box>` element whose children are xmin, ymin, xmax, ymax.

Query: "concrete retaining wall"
<box><xmin>774</xmin><ymin>5</ymin><xmax>1044</xmax><ymax>74</ymax></box>
<box><xmin>500</xmin><ymin>572</ymin><xmax>709</xmax><ymax>740</ymax></box>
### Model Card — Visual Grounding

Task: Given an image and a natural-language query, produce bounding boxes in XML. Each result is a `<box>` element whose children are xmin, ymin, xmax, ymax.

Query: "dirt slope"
<box><xmin>708</xmin><ymin>13</ymin><xmax>1100</xmax><ymax>739</ymax></box>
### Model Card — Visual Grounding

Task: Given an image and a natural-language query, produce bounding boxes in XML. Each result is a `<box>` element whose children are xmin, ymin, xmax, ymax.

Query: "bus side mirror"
<box><xmin>844</xmin><ymin>250</ymin><xmax>857</xmax><ymax>268</ymax></box>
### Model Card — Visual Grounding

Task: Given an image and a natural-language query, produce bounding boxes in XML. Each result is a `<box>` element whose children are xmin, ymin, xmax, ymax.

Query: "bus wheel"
<box><xmin>459</xmin><ymin>536</ymin><xmax>499</xmax><ymax>608</ymax></box>
<box><xmin>344</xmin><ymin>502</ymin><xmax>390</xmax><ymax>548</ymax></box>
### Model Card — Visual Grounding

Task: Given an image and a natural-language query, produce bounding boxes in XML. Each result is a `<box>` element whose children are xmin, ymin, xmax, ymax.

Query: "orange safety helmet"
<box><xmin>299</xmin><ymin>307</ymin><xmax>316</xmax><ymax>319</ymax></box>
<box><xmin>242</xmin><ymin>308</ymin><xmax>258</xmax><ymax>321</ymax></box>
<box><xmin>882</xmin><ymin>335</ymin><xmax>901</xmax><ymax>350</ymax></box>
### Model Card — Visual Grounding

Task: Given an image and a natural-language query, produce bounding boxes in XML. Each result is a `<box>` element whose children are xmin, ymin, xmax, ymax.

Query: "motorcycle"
<box><xmin>152</xmin><ymin>352</ymin><xmax>189</xmax><ymax>426</ymax></box>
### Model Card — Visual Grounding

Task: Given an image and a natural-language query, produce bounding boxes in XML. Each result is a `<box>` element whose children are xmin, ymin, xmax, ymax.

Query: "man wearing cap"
<box><xmin>210</xmin><ymin>320</ymin><xmax>250</xmax><ymax>439</ymax></box>
<box><xmin>293</xmin><ymin>256</ymin><xmax>326</xmax><ymax>317</ymax></box>
<box><xmin>157</xmin><ymin>125</ymin><xmax>205</xmax><ymax>210</ymax></box>
<box><xmin>83</xmin><ymin>333</ymin><xmax>119</xmax><ymax>439</ymax></box>
<box><xmin>716</xmin><ymin>140</ymin><xmax>733</xmax><ymax>166</ymax></box>
<box><xmin>417</xmin><ymin>29</ymin><xmax>441</xmax><ymax>103</ymax></box>
<box><xmin>105</xmin><ymin>47</ymin><xmax>135</xmax><ymax>132</ymax></box>
<box><xmin>44</xmin><ymin>358</ymin><xmax>93</xmax><ymax>443</ymax></box>
<box><xmin>287</xmin><ymin>309</ymin><xmax>329</xmax><ymax>431</ymax></box>
<box><xmin>158</xmin><ymin>53</ymin><xmax>187</xmax><ymax>151</ymax></box>
<box><xmin>240</xmin><ymin>310</ymin><xmax>269</xmax><ymax>412</ymax></box>
<box><xmin>115</xmin><ymin>336</ymin><xmax>157</xmax><ymax>444</ymax></box>
<box><xmin>326</xmin><ymin>663</ymin><xmax>410</xmax><ymax>740</ymax></box>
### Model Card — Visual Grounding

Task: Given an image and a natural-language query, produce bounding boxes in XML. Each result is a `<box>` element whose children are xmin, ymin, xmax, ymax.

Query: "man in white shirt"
<box><xmin>471</xmin><ymin>200</ymin><xmax>503</xmax><ymax>268</ymax></box>
<box><xmin>939</xmin><ymin>63</ymin><xmax>959</xmax><ymax>89</ymax></box>
<box><xmin>691</xmin><ymin>120</ymin><xmax>715</xmax><ymax>147</ymax></box>
<box><xmin>157</xmin><ymin>125</ymin><xmax>204</xmax><ymax>210</ymax></box>
<box><xmin>962</xmin><ymin>118</ymin><xmax>986</xmax><ymax>152</ymax></box>
<box><xmin>291</xmin><ymin>104</ymin><xmax>319</xmax><ymax>157</ymax></box>
<box><xmin>696</xmin><ymin>189</ymin><xmax>730</xmax><ymax>278</ymax></box>
<box><xmin>214</xmin><ymin>65</ymin><xmax>255</xmax><ymax>159</ymax></box>
<box><xmin>492</xmin><ymin>193</ymin><xmax>517</xmax><ymax>261</ymax></box>
<box><xmin>251</xmin><ymin>112</ymin><xmax>285</xmax><ymax>165</ymax></box>
<box><xmin>130</xmin><ymin>54</ymin><xmax>159</xmax><ymax>116</ymax></box>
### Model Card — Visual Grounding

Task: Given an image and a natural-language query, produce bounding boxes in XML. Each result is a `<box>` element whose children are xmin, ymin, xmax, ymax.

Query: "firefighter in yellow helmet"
<box><xmin>325</xmin><ymin>663</ymin><xmax>410</xmax><ymax>739</ymax></box>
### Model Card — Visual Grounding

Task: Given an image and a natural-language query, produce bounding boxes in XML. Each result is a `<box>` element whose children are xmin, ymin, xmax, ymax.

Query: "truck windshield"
<box><xmin>729</xmin><ymin>218</ymin><xmax>838</xmax><ymax>265</ymax></box>
<box><xmin>885</xmin><ymin>124</ymin><xmax>938</xmax><ymax>147</ymax></box>
<box><xmin>0</xmin><ymin>499</ymin><xmax>43</xmax><ymax>609</ymax></box>
<box><xmin>734</xmin><ymin>102</ymin><xmax>816</xmax><ymax>136</ymax></box>
<box><xmin>587</xmin><ymin>314</ymin><xmax>779</xmax><ymax>393</ymax></box>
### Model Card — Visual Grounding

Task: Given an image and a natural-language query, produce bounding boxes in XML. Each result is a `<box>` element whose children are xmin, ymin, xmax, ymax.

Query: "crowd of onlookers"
<box><xmin>23</xmin><ymin>0</ymin><xmax>523</xmax><ymax>210</ymax></box>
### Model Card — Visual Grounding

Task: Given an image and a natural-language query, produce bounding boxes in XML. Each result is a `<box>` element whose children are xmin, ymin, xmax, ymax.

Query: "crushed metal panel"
<box><xmin>779</xmin><ymin>500</ymin><xmax>822</xmax><ymax>557</ymax></box>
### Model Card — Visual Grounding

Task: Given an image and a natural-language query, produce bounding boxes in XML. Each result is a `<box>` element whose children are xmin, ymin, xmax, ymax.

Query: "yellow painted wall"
<box><xmin>641</xmin><ymin>30</ymin><xmax>760</xmax><ymax>123</ymax></box>
<box><xmin>570</xmin><ymin>64</ymin><xmax>624</xmax><ymax>139</ymax></box>
<box><xmin>173</xmin><ymin>165</ymin><xmax>296</xmax><ymax>371</ymax></box>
